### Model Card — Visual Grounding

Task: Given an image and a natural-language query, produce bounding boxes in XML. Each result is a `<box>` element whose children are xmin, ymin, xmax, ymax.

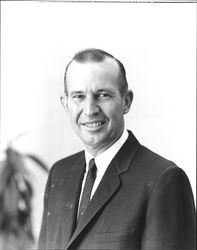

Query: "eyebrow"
<box><xmin>69</xmin><ymin>88</ymin><xmax>116</xmax><ymax>96</ymax></box>
<box><xmin>96</xmin><ymin>88</ymin><xmax>115</xmax><ymax>93</ymax></box>
<box><xmin>70</xmin><ymin>91</ymin><xmax>84</xmax><ymax>95</ymax></box>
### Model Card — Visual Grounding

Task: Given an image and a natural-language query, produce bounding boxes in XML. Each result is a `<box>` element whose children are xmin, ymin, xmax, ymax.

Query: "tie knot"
<box><xmin>88</xmin><ymin>158</ymin><xmax>97</xmax><ymax>173</ymax></box>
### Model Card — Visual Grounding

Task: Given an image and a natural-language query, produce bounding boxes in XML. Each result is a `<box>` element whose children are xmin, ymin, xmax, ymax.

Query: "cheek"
<box><xmin>109</xmin><ymin>109</ymin><xmax>124</xmax><ymax>128</ymax></box>
<box><xmin>68</xmin><ymin>103</ymin><xmax>80</xmax><ymax>120</ymax></box>
<box><xmin>68</xmin><ymin>111</ymin><xmax>78</xmax><ymax>127</ymax></box>
<box><xmin>106</xmin><ymin>103</ymin><xmax>124</xmax><ymax>118</ymax></box>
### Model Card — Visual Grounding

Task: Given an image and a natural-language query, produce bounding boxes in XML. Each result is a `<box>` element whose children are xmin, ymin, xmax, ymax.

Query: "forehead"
<box><xmin>66</xmin><ymin>57</ymin><xmax>120</xmax><ymax>86</ymax></box>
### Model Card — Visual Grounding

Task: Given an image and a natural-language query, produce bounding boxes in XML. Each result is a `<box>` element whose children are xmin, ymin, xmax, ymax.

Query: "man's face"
<box><xmin>65</xmin><ymin>58</ymin><xmax>131</xmax><ymax>156</ymax></box>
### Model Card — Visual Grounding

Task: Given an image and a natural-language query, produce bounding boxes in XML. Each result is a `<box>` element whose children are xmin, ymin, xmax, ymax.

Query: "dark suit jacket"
<box><xmin>38</xmin><ymin>131</ymin><xmax>196</xmax><ymax>249</ymax></box>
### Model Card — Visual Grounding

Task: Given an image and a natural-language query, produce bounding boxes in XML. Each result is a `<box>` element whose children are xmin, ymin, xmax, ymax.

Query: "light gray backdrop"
<box><xmin>1</xmin><ymin>1</ymin><xmax>196</xmax><ymax>239</ymax></box>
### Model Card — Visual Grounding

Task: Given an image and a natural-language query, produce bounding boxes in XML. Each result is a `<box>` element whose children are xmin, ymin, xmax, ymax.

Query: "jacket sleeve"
<box><xmin>141</xmin><ymin>166</ymin><xmax>196</xmax><ymax>250</ymax></box>
<box><xmin>37</xmin><ymin>167</ymin><xmax>53</xmax><ymax>250</ymax></box>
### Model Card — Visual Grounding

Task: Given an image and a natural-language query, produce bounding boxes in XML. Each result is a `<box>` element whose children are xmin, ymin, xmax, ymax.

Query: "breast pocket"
<box><xmin>93</xmin><ymin>230</ymin><xmax>139</xmax><ymax>249</ymax></box>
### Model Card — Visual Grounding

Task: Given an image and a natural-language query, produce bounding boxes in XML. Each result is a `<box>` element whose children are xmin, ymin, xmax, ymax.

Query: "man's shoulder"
<box><xmin>134</xmin><ymin>144</ymin><xmax>177</xmax><ymax>175</ymax></box>
<box><xmin>138</xmin><ymin>145</ymin><xmax>175</xmax><ymax>165</ymax></box>
<box><xmin>125</xmin><ymin>143</ymin><xmax>190</xmax><ymax>193</ymax></box>
<box><xmin>126</xmin><ymin>131</ymin><xmax>176</xmax><ymax>170</ymax></box>
<box><xmin>50</xmin><ymin>150</ymin><xmax>85</xmax><ymax>173</ymax></box>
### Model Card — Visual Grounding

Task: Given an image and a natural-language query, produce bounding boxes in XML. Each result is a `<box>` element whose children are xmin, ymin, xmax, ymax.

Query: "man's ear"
<box><xmin>60</xmin><ymin>95</ymin><xmax>68</xmax><ymax>110</ymax></box>
<box><xmin>123</xmin><ymin>90</ymin><xmax>133</xmax><ymax>114</ymax></box>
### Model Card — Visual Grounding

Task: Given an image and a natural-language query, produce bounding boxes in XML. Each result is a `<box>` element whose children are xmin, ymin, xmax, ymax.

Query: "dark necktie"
<box><xmin>77</xmin><ymin>158</ymin><xmax>97</xmax><ymax>223</ymax></box>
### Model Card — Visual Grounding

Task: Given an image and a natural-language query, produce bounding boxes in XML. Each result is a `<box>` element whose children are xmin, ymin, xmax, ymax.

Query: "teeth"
<box><xmin>84</xmin><ymin>122</ymin><xmax>102</xmax><ymax>128</ymax></box>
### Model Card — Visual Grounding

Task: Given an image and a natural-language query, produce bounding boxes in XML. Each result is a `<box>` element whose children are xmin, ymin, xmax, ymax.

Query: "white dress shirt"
<box><xmin>80</xmin><ymin>129</ymin><xmax>129</xmax><ymax>205</ymax></box>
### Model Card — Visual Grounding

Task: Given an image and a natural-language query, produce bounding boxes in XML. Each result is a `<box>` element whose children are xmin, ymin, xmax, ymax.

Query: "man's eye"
<box><xmin>97</xmin><ymin>93</ymin><xmax>111</xmax><ymax>99</ymax></box>
<box><xmin>72</xmin><ymin>95</ymin><xmax>85</xmax><ymax>100</ymax></box>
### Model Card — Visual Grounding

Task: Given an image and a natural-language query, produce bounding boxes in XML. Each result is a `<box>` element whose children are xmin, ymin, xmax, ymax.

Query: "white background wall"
<box><xmin>1</xmin><ymin>1</ymin><xmax>196</xmax><ymax>240</ymax></box>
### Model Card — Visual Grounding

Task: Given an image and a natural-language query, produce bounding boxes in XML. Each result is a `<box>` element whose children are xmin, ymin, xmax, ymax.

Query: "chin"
<box><xmin>83</xmin><ymin>135</ymin><xmax>106</xmax><ymax>148</ymax></box>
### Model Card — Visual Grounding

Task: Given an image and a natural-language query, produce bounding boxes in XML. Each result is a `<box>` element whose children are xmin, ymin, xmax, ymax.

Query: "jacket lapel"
<box><xmin>67</xmin><ymin>131</ymin><xmax>140</xmax><ymax>249</ymax></box>
<box><xmin>60</xmin><ymin>153</ymin><xmax>86</xmax><ymax>243</ymax></box>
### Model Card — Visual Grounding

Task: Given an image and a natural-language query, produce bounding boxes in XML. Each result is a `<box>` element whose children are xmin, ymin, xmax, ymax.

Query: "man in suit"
<box><xmin>38</xmin><ymin>49</ymin><xmax>195</xmax><ymax>249</ymax></box>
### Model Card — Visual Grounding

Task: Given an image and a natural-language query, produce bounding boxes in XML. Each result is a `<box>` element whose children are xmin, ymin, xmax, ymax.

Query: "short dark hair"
<box><xmin>64</xmin><ymin>48</ymin><xmax>128</xmax><ymax>97</ymax></box>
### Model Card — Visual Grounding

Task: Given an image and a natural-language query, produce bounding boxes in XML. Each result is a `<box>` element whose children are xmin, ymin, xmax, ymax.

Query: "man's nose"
<box><xmin>84</xmin><ymin>95</ymin><xmax>100</xmax><ymax>116</ymax></box>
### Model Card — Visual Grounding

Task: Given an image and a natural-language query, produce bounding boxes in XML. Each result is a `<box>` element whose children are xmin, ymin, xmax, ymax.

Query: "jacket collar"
<box><xmin>115</xmin><ymin>130</ymin><xmax>140</xmax><ymax>174</ymax></box>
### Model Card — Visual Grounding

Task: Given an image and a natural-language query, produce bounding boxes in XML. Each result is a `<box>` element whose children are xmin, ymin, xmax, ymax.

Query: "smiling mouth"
<box><xmin>82</xmin><ymin>121</ymin><xmax>105</xmax><ymax>128</ymax></box>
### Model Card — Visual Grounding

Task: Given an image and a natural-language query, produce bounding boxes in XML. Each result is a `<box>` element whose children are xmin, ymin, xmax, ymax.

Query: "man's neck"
<box><xmin>85</xmin><ymin>129</ymin><xmax>128</xmax><ymax>157</ymax></box>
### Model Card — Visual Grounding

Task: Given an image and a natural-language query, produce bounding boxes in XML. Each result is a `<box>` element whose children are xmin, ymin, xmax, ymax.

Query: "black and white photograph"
<box><xmin>0</xmin><ymin>1</ymin><xmax>196</xmax><ymax>249</ymax></box>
